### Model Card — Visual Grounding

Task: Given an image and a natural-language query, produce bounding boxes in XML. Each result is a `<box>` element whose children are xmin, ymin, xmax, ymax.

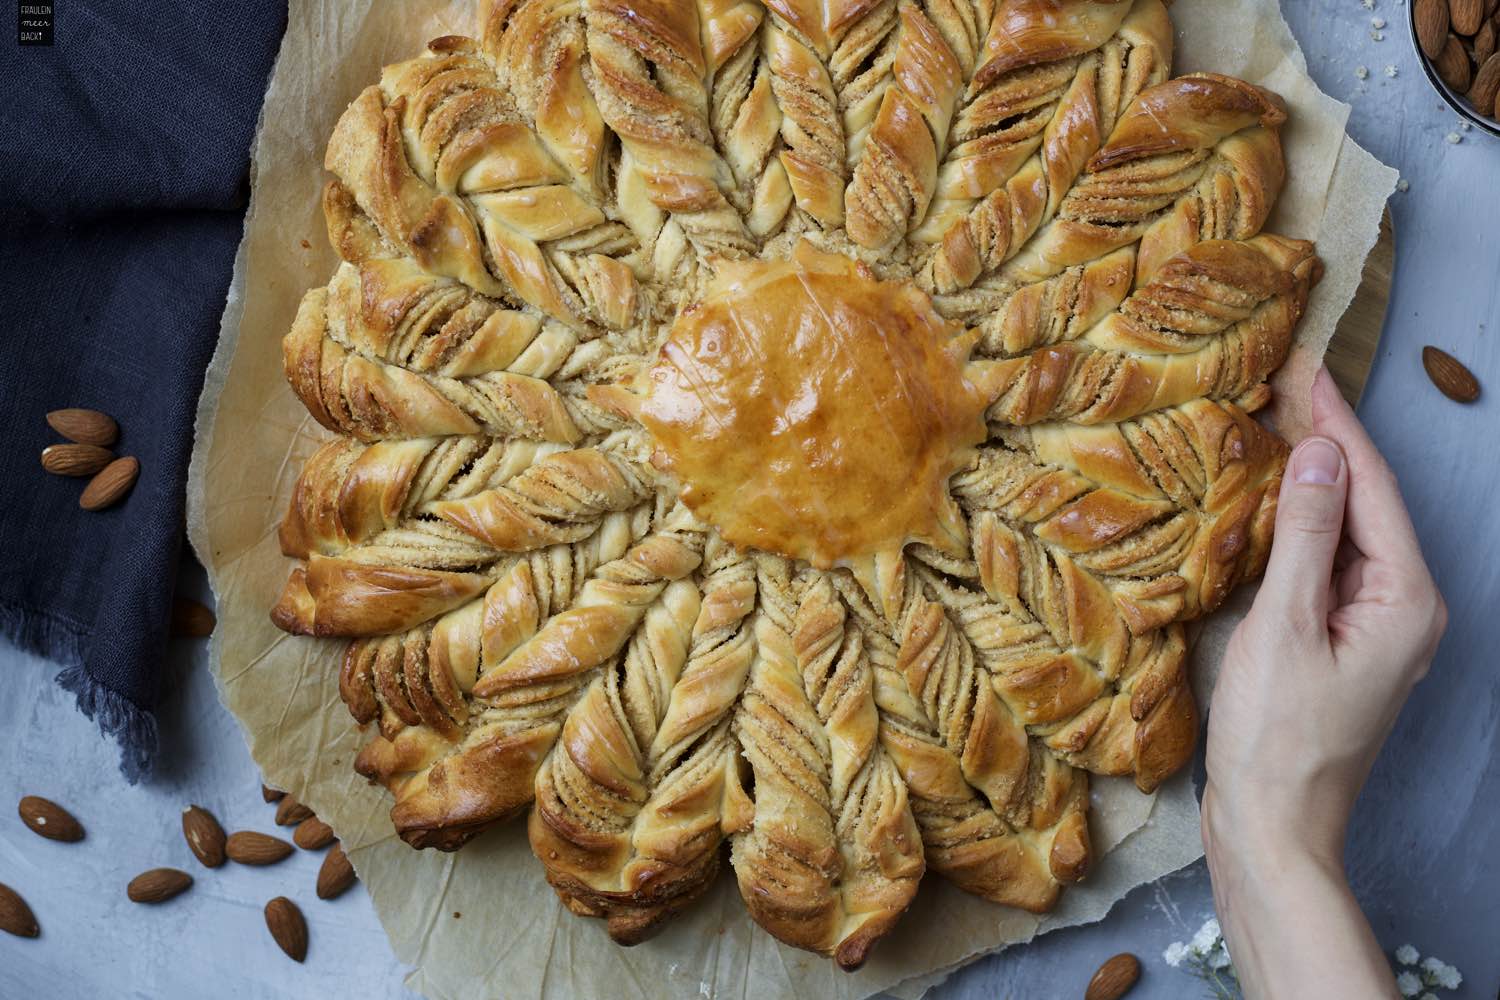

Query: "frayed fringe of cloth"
<box><xmin>57</xmin><ymin>665</ymin><xmax>158</xmax><ymax>784</ymax></box>
<box><xmin>2</xmin><ymin>601</ymin><xmax>157</xmax><ymax>783</ymax></box>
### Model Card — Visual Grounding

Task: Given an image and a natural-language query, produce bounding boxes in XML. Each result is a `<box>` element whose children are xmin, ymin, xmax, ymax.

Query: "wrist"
<box><xmin>1201</xmin><ymin>782</ymin><xmax>1344</xmax><ymax>873</ymax></box>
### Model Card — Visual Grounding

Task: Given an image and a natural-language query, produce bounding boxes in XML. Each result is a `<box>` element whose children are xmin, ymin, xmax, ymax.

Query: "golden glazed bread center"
<box><xmin>636</xmin><ymin>244</ymin><xmax>988</xmax><ymax>571</ymax></box>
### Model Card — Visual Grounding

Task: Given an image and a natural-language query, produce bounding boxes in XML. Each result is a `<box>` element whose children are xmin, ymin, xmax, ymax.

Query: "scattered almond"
<box><xmin>316</xmin><ymin>842</ymin><xmax>357</xmax><ymax>900</ymax></box>
<box><xmin>226</xmin><ymin>830</ymin><xmax>295</xmax><ymax>866</ymax></box>
<box><xmin>1438</xmin><ymin>33</ymin><xmax>1475</xmax><ymax>89</ymax></box>
<box><xmin>1422</xmin><ymin>346</ymin><xmax>1482</xmax><ymax>402</ymax></box>
<box><xmin>0</xmin><ymin>883</ymin><xmax>39</xmax><ymax>938</ymax></box>
<box><xmin>40</xmin><ymin>443</ymin><xmax>114</xmax><ymax>477</ymax></box>
<box><xmin>18</xmin><ymin>795</ymin><xmax>84</xmax><ymax>842</ymax></box>
<box><xmin>1418</xmin><ymin>0</ymin><xmax>1453</xmax><ymax>59</ymax></box>
<box><xmin>170</xmin><ymin>597</ymin><xmax>216</xmax><ymax>638</ymax></box>
<box><xmin>1084</xmin><ymin>952</ymin><xmax>1141</xmax><ymax>1000</ymax></box>
<box><xmin>182</xmin><ymin>805</ymin><xmax>227</xmax><ymax>868</ymax></box>
<box><xmin>265</xmin><ymin>897</ymin><xmax>308</xmax><ymax>962</ymax></box>
<box><xmin>46</xmin><ymin>408</ymin><xmax>118</xmax><ymax>447</ymax></box>
<box><xmin>262</xmin><ymin>783</ymin><xmax>285</xmax><ymax>803</ymax></box>
<box><xmin>275</xmin><ymin>796</ymin><xmax>314</xmax><ymax>827</ymax></box>
<box><xmin>127</xmin><ymin>868</ymin><xmax>193</xmax><ymax>904</ymax></box>
<box><xmin>79</xmin><ymin>456</ymin><xmax>139</xmax><ymax>511</ymax></box>
<box><xmin>1453</xmin><ymin>0</ymin><xmax>1485</xmax><ymax>35</ymax></box>
<box><xmin>294</xmin><ymin>815</ymin><xmax>335</xmax><ymax>851</ymax></box>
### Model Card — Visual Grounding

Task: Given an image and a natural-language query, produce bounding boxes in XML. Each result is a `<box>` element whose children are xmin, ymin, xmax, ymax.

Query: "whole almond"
<box><xmin>275</xmin><ymin>796</ymin><xmax>314</xmax><ymax>827</ymax></box>
<box><xmin>0</xmin><ymin>883</ymin><xmax>39</xmax><ymax>938</ymax></box>
<box><xmin>265</xmin><ymin>897</ymin><xmax>308</xmax><ymax>962</ymax></box>
<box><xmin>262</xmin><ymin>783</ymin><xmax>285</xmax><ymax>803</ymax></box>
<box><xmin>1084</xmin><ymin>952</ymin><xmax>1141</xmax><ymax>1000</ymax></box>
<box><xmin>1453</xmin><ymin>0</ymin><xmax>1485</xmax><ymax>35</ymax></box>
<box><xmin>18</xmin><ymin>795</ymin><xmax>84</xmax><ymax>842</ymax></box>
<box><xmin>294</xmin><ymin>815</ymin><xmax>335</xmax><ymax>851</ymax></box>
<box><xmin>46</xmin><ymin>408</ymin><xmax>118</xmax><ymax>447</ymax></box>
<box><xmin>182</xmin><ymin>805</ymin><xmax>227</xmax><ymax>868</ymax></box>
<box><xmin>1476</xmin><ymin>18</ymin><xmax>1498</xmax><ymax>63</ymax></box>
<box><xmin>1422</xmin><ymin>346</ymin><xmax>1481</xmax><ymax>402</ymax></box>
<box><xmin>1487</xmin><ymin>0</ymin><xmax>1499</xmax><ymax>19</ymax></box>
<box><xmin>1418</xmin><ymin>0</ymin><xmax>1453</xmax><ymax>58</ymax></box>
<box><xmin>1438</xmin><ymin>34</ymin><xmax>1475</xmax><ymax>89</ymax></box>
<box><xmin>79</xmin><ymin>456</ymin><xmax>139</xmax><ymax>511</ymax></box>
<box><xmin>127</xmin><ymin>868</ymin><xmax>193</xmax><ymax>904</ymax></box>
<box><xmin>1470</xmin><ymin>51</ymin><xmax>1500</xmax><ymax>108</ymax></box>
<box><xmin>40</xmin><ymin>443</ymin><xmax>114</xmax><ymax>477</ymax></box>
<box><xmin>226</xmin><ymin>830</ymin><xmax>294</xmax><ymax>866</ymax></box>
<box><xmin>170</xmin><ymin>597</ymin><xmax>216</xmax><ymax>638</ymax></box>
<box><xmin>316</xmin><ymin>842</ymin><xmax>357</xmax><ymax>900</ymax></box>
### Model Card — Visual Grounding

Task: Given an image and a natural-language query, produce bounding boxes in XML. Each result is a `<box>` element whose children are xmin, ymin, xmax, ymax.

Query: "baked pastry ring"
<box><xmin>270</xmin><ymin>0</ymin><xmax>1317</xmax><ymax>969</ymax></box>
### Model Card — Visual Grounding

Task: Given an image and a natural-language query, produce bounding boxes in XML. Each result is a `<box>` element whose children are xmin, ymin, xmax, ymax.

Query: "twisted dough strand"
<box><xmin>702</xmin><ymin>1</ymin><xmax>796</xmax><ymax>237</ymax></box>
<box><xmin>730</xmin><ymin>561</ymin><xmax>924</xmax><ymax>970</ymax></box>
<box><xmin>584</xmin><ymin>0</ymin><xmax>755</xmax><ymax>258</ymax></box>
<box><xmin>343</xmin><ymin>508</ymin><xmax>649</xmax><ymax>849</ymax></box>
<box><xmin>975</xmin><ymin>234</ymin><xmax>1321</xmax><ymax>426</ymax></box>
<box><xmin>272</xmin><ymin>436</ymin><xmax>657</xmax><ymax>635</ymax></box>
<box><xmin>278</xmin><ymin>435</ymin><xmax>568</xmax><ymax>560</ymax></box>
<box><xmin>529</xmin><ymin>534</ymin><xmax>756</xmax><ymax>942</ymax></box>
<box><xmin>284</xmin><ymin>284</ymin><xmax>584</xmax><ymax>444</ymax></box>
<box><xmin>959</xmin><ymin>397</ymin><xmax>1288</xmax><ymax>631</ymax></box>
<box><xmin>831</xmin><ymin>570</ymin><xmax>1091</xmax><ymax>911</ymax></box>
<box><xmin>429</xmin><ymin>438</ymin><xmax>657</xmax><ymax>551</ymax></box>
<box><xmin>844</xmin><ymin>2</ymin><xmax>966</xmax><ymax>251</ymax></box>
<box><xmin>763</xmin><ymin>9</ymin><xmax>847</xmax><ymax>227</ymax></box>
<box><xmin>1002</xmin><ymin>72</ymin><xmax>1289</xmax><ymax>289</ymax></box>
<box><xmin>918</xmin><ymin>0</ymin><xmax>1172</xmax><ymax>292</ymax></box>
<box><xmin>327</xmin><ymin>31</ymin><xmax>639</xmax><ymax>331</ymax></box>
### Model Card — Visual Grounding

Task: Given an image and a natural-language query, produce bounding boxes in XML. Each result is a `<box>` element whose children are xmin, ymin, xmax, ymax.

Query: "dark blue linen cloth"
<box><xmin>0</xmin><ymin>2</ymin><xmax>287</xmax><ymax>779</ymax></box>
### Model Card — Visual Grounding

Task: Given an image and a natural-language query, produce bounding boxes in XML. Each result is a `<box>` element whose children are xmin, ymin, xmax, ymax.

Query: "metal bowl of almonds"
<box><xmin>1411</xmin><ymin>0</ymin><xmax>1500</xmax><ymax>138</ymax></box>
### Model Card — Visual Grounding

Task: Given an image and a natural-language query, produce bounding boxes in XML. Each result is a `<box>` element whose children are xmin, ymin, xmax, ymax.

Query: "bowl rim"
<box><xmin>1407</xmin><ymin>2</ymin><xmax>1500</xmax><ymax>139</ymax></box>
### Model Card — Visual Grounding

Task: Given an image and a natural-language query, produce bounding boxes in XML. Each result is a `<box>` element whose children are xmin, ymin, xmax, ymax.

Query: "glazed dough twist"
<box><xmin>528</xmin><ymin>534</ymin><xmax>755</xmax><ymax>941</ymax></box>
<box><xmin>344</xmin><ymin>508</ymin><xmax>647</xmax><ymax>849</ymax></box>
<box><xmin>584</xmin><ymin>0</ymin><xmax>756</xmax><ymax>257</ymax></box>
<box><xmin>832</xmin><ymin>571</ymin><xmax>1091</xmax><ymax>910</ymax></box>
<box><xmin>272</xmin><ymin>435</ymin><xmax>655</xmax><ymax>636</ymax></box>
<box><xmin>918</xmin><ymin>0</ymin><xmax>1172</xmax><ymax>292</ymax></box>
<box><xmin>729</xmin><ymin>561</ymin><xmax>924</xmax><ymax>970</ymax></box>
<box><xmin>976</xmin><ymin>234</ymin><xmax>1321</xmax><ymax>426</ymax></box>
<box><xmin>843</xmin><ymin>2</ymin><xmax>966</xmax><ymax>251</ymax></box>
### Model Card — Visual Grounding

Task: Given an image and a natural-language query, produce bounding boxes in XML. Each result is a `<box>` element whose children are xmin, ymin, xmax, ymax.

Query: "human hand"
<box><xmin>1203</xmin><ymin>366</ymin><xmax>1446</xmax><ymax>863</ymax></box>
<box><xmin>1201</xmin><ymin>367</ymin><xmax>1446</xmax><ymax>1000</ymax></box>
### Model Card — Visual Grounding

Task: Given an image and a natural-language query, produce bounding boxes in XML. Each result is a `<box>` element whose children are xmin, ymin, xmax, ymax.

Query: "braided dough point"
<box><xmin>270</xmin><ymin>0</ymin><xmax>1324</xmax><ymax>967</ymax></box>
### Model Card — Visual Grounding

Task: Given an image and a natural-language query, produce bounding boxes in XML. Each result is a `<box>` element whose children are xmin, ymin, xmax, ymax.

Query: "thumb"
<box><xmin>1257</xmin><ymin>436</ymin><xmax>1348</xmax><ymax>626</ymax></box>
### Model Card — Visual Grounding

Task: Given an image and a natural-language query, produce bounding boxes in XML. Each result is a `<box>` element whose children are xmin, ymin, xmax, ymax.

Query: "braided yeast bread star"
<box><xmin>269</xmin><ymin>0</ymin><xmax>1323</xmax><ymax>969</ymax></box>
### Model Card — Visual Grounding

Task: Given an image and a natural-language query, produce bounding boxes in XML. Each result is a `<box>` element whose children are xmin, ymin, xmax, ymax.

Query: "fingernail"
<box><xmin>1292</xmin><ymin>438</ymin><xmax>1343</xmax><ymax>485</ymax></box>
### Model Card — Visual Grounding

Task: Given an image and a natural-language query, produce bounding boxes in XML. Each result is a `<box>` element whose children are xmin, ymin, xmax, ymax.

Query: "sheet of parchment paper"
<box><xmin>185</xmin><ymin>2</ymin><xmax>1397</xmax><ymax>997</ymax></box>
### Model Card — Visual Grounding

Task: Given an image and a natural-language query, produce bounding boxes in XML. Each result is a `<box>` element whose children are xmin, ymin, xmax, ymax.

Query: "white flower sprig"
<box><xmin>1160</xmin><ymin>922</ymin><xmax>1466</xmax><ymax>1000</ymax></box>
<box><xmin>1162</xmin><ymin>918</ymin><xmax>1241</xmax><ymax>999</ymax></box>
<box><xmin>1394</xmin><ymin>945</ymin><xmax>1463</xmax><ymax>997</ymax></box>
